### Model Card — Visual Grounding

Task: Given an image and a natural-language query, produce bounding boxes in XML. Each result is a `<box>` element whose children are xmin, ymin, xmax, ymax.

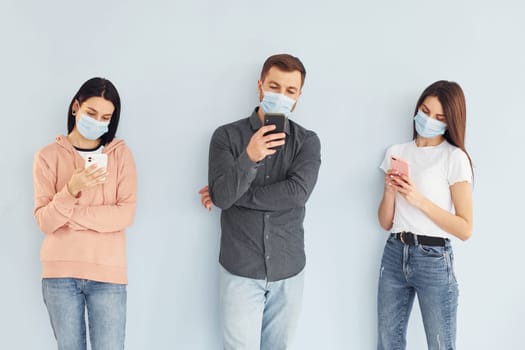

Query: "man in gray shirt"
<box><xmin>199</xmin><ymin>53</ymin><xmax>321</xmax><ymax>350</ymax></box>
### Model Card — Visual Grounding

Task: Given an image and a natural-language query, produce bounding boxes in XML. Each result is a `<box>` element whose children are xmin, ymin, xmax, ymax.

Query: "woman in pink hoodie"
<box><xmin>33</xmin><ymin>77</ymin><xmax>137</xmax><ymax>350</ymax></box>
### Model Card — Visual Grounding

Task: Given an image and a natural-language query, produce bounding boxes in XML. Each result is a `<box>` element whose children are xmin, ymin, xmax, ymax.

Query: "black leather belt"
<box><xmin>392</xmin><ymin>231</ymin><xmax>447</xmax><ymax>247</ymax></box>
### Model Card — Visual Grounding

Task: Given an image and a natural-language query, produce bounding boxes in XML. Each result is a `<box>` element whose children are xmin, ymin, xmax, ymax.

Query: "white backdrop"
<box><xmin>1</xmin><ymin>0</ymin><xmax>523</xmax><ymax>349</ymax></box>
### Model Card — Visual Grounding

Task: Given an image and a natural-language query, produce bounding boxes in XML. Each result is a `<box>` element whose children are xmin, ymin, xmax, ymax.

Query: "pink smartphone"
<box><xmin>390</xmin><ymin>155</ymin><xmax>410</xmax><ymax>176</ymax></box>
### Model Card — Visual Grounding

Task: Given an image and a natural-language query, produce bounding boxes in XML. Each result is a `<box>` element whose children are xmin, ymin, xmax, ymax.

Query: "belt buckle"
<box><xmin>400</xmin><ymin>231</ymin><xmax>406</xmax><ymax>244</ymax></box>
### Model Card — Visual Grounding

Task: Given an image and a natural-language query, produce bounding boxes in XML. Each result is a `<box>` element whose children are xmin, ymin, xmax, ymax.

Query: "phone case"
<box><xmin>390</xmin><ymin>156</ymin><xmax>410</xmax><ymax>176</ymax></box>
<box><xmin>263</xmin><ymin>113</ymin><xmax>286</xmax><ymax>135</ymax></box>
<box><xmin>85</xmin><ymin>154</ymin><xmax>108</xmax><ymax>169</ymax></box>
<box><xmin>263</xmin><ymin>113</ymin><xmax>286</xmax><ymax>150</ymax></box>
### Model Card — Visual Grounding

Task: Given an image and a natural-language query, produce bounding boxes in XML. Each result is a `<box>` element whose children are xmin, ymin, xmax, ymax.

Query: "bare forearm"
<box><xmin>418</xmin><ymin>198</ymin><xmax>472</xmax><ymax>240</ymax></box>
<box><xmin>378</xmin><ymin>191</ymin><xmax>395</xmax><ymax>231</ymax></box>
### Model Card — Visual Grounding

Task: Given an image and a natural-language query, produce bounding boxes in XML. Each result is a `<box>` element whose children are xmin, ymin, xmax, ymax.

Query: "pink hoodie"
<box><xmin>33</xmin><ymin>135</ymin><xmax>137</xmax><ymax>284</ymax></box>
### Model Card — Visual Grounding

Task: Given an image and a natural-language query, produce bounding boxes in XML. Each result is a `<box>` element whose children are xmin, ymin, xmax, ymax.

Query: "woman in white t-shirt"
<box><xmin>377</xmin><ymin>80</ymin><xmax>473</xmax><ymax>350</ymax></box>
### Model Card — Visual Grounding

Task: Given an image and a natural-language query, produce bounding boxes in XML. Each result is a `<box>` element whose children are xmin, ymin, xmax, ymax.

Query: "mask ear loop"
<box><xmin>258</xmin><ymin>81</ymin><xmax>265</xmax><ymax>103</ymax></box>
<box><xmin>290</xmin><ymin>100</ymin><xmax>297</xmax><ymax>114</ymax></box>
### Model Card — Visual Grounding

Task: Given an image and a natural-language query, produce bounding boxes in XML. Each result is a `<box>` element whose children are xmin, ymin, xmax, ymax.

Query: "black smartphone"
<box><xmin>263</xmin><ymin>113</ymin><xmax>286</xmax><ymax>149</ymax></box>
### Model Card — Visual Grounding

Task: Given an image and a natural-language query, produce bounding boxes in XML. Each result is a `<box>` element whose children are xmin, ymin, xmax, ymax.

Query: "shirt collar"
<box><xmin>249</xmin><ymin>107</ymin><xmax>291</xmax><ymax>135</ymax></box>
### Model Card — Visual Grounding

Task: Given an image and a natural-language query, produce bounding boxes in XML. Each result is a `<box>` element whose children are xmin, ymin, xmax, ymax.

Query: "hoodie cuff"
<box><xmin>54</xmin><ymin>185</ymin><xmax>80</xmax><ymax>211</ymax></box>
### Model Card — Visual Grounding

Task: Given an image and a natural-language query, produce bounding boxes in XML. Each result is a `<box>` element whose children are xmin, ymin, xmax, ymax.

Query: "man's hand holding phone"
<box><xmin>246</xmin><ymin>124</ymin><xmax>286</xmax><ymax>163</ymax></box>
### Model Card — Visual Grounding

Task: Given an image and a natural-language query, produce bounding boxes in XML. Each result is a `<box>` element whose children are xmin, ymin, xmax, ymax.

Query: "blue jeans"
<box><xmin>42</xmin><ymin>278</ymin><xmax>126</xmax><ymax>350</ymax></box>
<box><xmin>219</xmin><ymin>265</ymin><xmax>304</xmax><ymax>350</ymax></box>
<box><xmin>377</xmin><ymin>235</ymin><xmax>458</xmax><ymax>350</ymax></box>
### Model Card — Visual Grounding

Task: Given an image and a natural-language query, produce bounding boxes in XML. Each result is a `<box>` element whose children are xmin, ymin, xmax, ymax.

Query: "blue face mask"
<box><xmin>414</xmin><ymin>110</ymin><xmax>447</xmax><ymax>138</ymax></box>
<box><xmin>260</xmin><ymin>91</ymin><xmax>296</xmax><ymax>117</ymax></box>
<box><xmin>77</xmin><ymin>114</ymin><xmax>110</xmax><ymax>140</ymax></box>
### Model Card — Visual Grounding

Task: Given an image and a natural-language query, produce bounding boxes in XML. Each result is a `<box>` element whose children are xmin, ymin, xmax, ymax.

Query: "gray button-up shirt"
<box><xmin>208</xmin><ymin>108</ymin><xmax>321</xmax><ymax>281</ymax></box>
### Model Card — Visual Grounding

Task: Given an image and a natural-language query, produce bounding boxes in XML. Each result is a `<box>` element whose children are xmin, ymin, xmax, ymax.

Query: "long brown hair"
<box><xmin>413</xmin><ymin>80</ymin><xmax>473</xmax><ymax>172</ymax></box>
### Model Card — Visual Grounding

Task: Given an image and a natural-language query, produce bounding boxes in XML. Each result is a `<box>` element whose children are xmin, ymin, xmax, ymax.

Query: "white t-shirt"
<box><xmin>380</xmin><ymin>140</ymin><xmax>472</xmax><ymax>240</ymax></box>
<box><xmin>76</xmin><ymin>145</ymin><xmax>104</xmax><ymax>161</ymax></box>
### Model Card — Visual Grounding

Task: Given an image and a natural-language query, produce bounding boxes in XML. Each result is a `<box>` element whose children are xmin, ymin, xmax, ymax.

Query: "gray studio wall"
<box><xmin>1</xmin><ymin>0</ymin><xmax>523</xmax><ymax>349</ymax></box>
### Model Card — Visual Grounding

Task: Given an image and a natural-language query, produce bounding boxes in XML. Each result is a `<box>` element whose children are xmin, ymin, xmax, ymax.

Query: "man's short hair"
<box><xmin>260</xmin><ymin>54</ymin><xmax>306</xmax><ymax>87</ymax></box>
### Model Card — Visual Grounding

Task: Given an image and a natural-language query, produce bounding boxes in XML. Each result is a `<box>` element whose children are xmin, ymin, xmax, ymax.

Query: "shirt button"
<box><xmin>265</xmin><ymin>214</ymin><xmax>270</xmax><ymax>219</ymax></box>
<box><xmin>266</xmin><ymin>256</ymin><xmax>270</xmax><ymax>260</ymax></box>
<box><xmin>266</xmin><ymin>175</ymin><xmax>270</xmax><ymax>179</ymax></box>
<box><xmin>265</xmin><ymin>235</ymin><xmax>269</xmax><ymax>239</ymax></box>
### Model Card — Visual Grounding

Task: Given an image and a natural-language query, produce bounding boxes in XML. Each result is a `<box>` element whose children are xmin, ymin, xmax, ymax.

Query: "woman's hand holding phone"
<box><xmin>386</xmin><ymin>155</ymin><xmax>424</xmax><ymax>207</ymax></box>
<box><xmin>389</xmin><ymin>173</ymin><xmax>425</xmax><ymax>208</ymax></box>
<box><xmin>384</xmin><ymin>169</ymin><xmax>400</xmax><ymax>194</ymax></box>
<box><xmin>67</xmin><ymin>164</ymin><xmax>108</xmax><ymax>197</ymax></box>
<box><xmin>385</xmin><ymin>155</ymin><xmax>412</xmax><ymax>194</ymax></box>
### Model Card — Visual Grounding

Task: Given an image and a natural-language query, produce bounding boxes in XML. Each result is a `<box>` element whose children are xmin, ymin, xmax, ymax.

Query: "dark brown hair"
<box><xmin>413</xmin><ymin>80</ymin><xmax>473</xmax><ymax>171</ymax></box>
<box><xmin>260</xmin><ymin>54</ymin><xmax>306</xmax><ymax>86</ymax></box>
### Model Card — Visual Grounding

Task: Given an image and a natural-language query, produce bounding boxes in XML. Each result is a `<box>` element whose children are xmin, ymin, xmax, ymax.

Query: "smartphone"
<box><xmin>390</xmin><ymin>155</ymin><xmax>410</xmax><ymax>176</ymax></box>
<box><xmin>85</xmin><ymin>154</ymin><xmax>108</xmax><ymax>170</ymax></box>
<box><xmin>264</xmin><ymin>113</ymin><xmax>286</xmax><ymax>149</ymax></box>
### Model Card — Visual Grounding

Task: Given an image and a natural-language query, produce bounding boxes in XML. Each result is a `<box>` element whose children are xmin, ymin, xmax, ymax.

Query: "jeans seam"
<box><xmin>443</xmin><ymin>286</ymin><xmax>456</xmax><ymax>349</ymax></box>
<box><xmin>445</xmin><ymin>251</ymin><xmax>457</xmax><ymax>285</ymax></box>
<box><xmin>42</xmin><ymin>280</ymin><xmax>58</xmax><ymax>341</ymax></box>
<box><xmin>397</xmin><ymin>245</ymin><xmax>410</xmax><ymax>350</ymax></box>
<box><xmin>395</xmin><ymin>288</ymin><xmax>410</xmax><ymax>350</ymax></box>
<box><xmin>446</xmin><ymin>253</ymin><xmax>458</xmax><ymax>349</ymax></box>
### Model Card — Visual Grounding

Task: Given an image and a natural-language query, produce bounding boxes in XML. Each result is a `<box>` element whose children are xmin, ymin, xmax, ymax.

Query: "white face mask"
<box><xmin>77</xmin><ymin>114</ymin><xmax>110</xmax><ymax>140</ymax></box>
<box><xmin>414</xmin><ymin>110</ymin><xmax>446</xmax><ymax>138</ymax></box>
<box><xmin>260</xmin><ymin>91</ymin><xmax>296</xmax><ymax>117</ymax></box>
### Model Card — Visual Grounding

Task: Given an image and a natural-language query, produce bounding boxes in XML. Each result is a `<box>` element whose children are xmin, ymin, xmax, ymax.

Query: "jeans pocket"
<box><xmin>445</xmin><ymin>251</ymin><xmax>458</xmax><ymax>284</ymax></box>
<box><xmin>386</xmin><ymin>234</ymin><xmax>396</xmax><ymax>244</ymax></box>
<box><xmin>416</xmin><ymin>244</ymin><xmax>445</xmax><ymax>258</ymax></box>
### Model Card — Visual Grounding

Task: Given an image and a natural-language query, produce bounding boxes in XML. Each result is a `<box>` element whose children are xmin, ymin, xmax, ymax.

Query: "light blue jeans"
<box><xmin>219</xmin><ymin>265</ymin><xmax>304</xmax><ymax>350</ymax></box>
<box><xmin>42</xmin><ymin>278</ymin><xmax>126</xmax><ymax>350</ymax></box>
<box><xmin>377</xmin><ymin>235</ymin><xmax>458</xmax><ymax>350</ymax></box>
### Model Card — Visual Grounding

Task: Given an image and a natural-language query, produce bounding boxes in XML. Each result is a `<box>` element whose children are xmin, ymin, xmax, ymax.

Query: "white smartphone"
<box><xmin>85</xmin><ymin>154</ymin><xmax>108</xmax><ymax>170</ymax></box>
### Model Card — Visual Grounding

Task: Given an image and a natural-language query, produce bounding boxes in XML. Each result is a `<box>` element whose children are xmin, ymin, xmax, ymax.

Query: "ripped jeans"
<box><xmin>377</xmin><ymin>234</ymin><xmax>458</xmax><ymax>350</ymax></box>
